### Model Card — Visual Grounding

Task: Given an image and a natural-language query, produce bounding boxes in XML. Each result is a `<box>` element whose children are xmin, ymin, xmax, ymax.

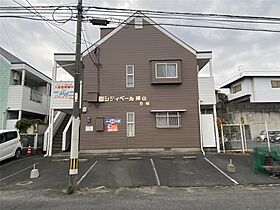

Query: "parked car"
<box><xmin>0</xmin><ymin>130</ymin><xmax>23</xmax><ymax>161</ymax></box>
<box><xmin>271</xmin><ymin>132</ymin><xmax>280</xmax><ymax>143</ymax></box>
<box><xmin>256</xmin><ymin>130</ymin><xmax>280</xmax><ymax>142</ymax></box>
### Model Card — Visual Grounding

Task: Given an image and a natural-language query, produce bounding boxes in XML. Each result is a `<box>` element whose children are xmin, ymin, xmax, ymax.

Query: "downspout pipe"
<box><xmin>198</xmin><ymin>99</ymin><xmax>205</xmax><ymax>156</ymax></box>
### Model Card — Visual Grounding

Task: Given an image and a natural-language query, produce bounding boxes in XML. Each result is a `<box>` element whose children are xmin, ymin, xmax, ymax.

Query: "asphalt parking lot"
<box><xmin>0</xmin><ymin>152</ymin><xmax>279</xmax><ymax>192</ymax></box>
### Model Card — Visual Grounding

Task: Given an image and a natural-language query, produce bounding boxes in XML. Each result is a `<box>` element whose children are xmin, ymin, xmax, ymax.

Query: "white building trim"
<box><xmin>11</xmin><ymin>63</ymin><xmax>51</xmax><ymax>84</ymax></box>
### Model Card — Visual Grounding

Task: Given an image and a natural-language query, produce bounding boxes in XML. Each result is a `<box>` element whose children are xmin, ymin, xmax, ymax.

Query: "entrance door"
<box><xmin>201</xmin><ymin>114</ymin><xmax>216</xmax><ymax>147</ymax></box>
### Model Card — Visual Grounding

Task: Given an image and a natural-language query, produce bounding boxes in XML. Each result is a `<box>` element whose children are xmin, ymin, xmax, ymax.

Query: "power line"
<box><xmin>3</xmin><ymin>4</ymin><xmax>280</xmax><ymax>21</ymax></box>
<box><xmin>3</xmin><ymin>5</ymin><xmax>280</xmax><ymax>23</ymax></box>
<box><xmin>11</xmin><ymin>0</ymin><xmax>77</xmax><ymax>50</ymax></box>
<box><xmin>104</xmin><ymin>19</ymin><xmax>280</xmax><ymax>33</ymax></box>
<box><xmin>8</xmin><ymin>1</ymin><xmax>91</xmax><ymax>44</ymax></box>
<box><xmin>82</xmin><ymin>11</ymin><xmax>280</xmax><ymax>25</ymax></box>
<box><xmin>3</xmin><ymin>9</ymin><xmax>280</xmax><ymax>25</ymax></box>
<box><xmin>2</xmin><ymin>4</ymin><xmax>280</xmax><ymax>33</ymax></box>
<box><xmin>0</xmin><ymin>19</ymin><xmax>18</xmax><ymax>56</ymax></box>
<box><xmin>24</xmin><ymin>0</ymin><xmax>74</xmax><ymax>51</ymax></box>
<box><xmin>84</xmin><ymin>6</ymin><xmax>280</xmax><ymax>21</ymax></box>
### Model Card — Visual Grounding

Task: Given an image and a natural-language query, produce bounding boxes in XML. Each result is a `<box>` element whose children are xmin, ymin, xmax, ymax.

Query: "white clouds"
<box><xmin>0</xmin><ymin>0</ymin><xmax>279</xmax><ymax>87</ymax></box>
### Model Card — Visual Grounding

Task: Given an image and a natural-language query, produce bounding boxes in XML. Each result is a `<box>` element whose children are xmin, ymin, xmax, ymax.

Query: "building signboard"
<box><xmin>104</xmin><ymin>118</ymin><xmax>121</xmax><ymax>125</ymax></box>
<box><xmin>53</xmin><ymin>83</ymin><xmax>74</xmax><ymax>99</ymax></box>
<box><xmin>107</xmin><ymin>124</ymin><xmax>118</xmax><ymax>132</ymax></box>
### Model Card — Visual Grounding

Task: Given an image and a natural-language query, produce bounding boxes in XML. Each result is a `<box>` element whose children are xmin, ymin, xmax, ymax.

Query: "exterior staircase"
<box><xmin>52</xmin><ymin>114</ymin><xmax>71</xmax><ymax>153</ymax></box>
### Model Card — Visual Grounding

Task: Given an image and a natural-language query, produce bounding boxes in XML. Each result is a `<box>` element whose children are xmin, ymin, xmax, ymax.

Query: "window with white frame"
<box><xmin>231</xmin><ymin>83</ymin><xmax>242</xmax><ymax>94</ymax></box>
<box><xmin>156</xmin><ymin>63</ymin><xmax>177</xmax><ymax>78</ymax></box>
<box><xmin>126</xmin><ymin>112</ymin><xmax>135</xmax><ymax>137</ymax></box>
<box><xmin>156</xmin><ymin>112</ymin><xmax>181</xmax><ymax>128</ymax></box>
<box><xmin>126</xmin><ymin>65</ymin><xmax>134</xmax><ymax>87</ymax></box>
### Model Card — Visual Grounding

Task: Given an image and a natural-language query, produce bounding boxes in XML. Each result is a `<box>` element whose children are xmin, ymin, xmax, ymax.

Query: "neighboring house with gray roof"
<box><xmin>0</xmin><ymin>47</ymin><xmax>51</xmax><ymax>130</ymax></box>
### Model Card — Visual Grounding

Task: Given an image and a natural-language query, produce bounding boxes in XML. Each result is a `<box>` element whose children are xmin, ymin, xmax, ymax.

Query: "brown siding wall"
<box><xmin>81</xmin><ymin>20</ymin><xmax>200</xmax><ymax>150</ymax></box>
<box><xmin>100</xmin><ymin>28</ymin><xmax>115</xmax><ymax>39</ymax></box>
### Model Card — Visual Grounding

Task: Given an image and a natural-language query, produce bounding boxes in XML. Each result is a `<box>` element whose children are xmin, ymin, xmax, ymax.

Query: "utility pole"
<box><xmin>65</xmin><ymin>0</ymin><xmax>109</xmax><ymax>193</ymax></box>
<box><xmin>67</xmin><ymin>0</ymin><xmax>83</xmax><ymax>193</ymax></box>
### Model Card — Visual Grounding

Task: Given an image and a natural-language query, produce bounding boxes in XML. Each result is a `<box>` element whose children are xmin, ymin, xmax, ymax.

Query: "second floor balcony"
<box><xmin>7</xmin><ymin>85</ymin><xmax>49</xmax><ymax>115</ymax></box>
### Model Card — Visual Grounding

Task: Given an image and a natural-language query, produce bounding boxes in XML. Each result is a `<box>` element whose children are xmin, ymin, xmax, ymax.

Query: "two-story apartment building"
<box><xmin>0</xmin><ymin>47</ymin><xmax>51</xmax><ymax>130</ymax></box>
<box><xmin>45</xmin><ymin>12</ymin><xmax>219</xmax><ymax>155</ymax></box>
<box><xmin>79</xmin><ymin>13</ymin><xmax>219</xmax><ymax>152</ymax></box>
<box><xmin>220</xmin><ymin>71</ymin><xmax>280</xmax><ymax>139</ymax></box>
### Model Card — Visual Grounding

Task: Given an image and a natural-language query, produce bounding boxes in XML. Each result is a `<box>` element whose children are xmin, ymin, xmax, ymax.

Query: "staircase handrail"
<box><xmin>62</xmin><ymin>115</ymin><xmax>73</xmax><ymax>151</ymax></box>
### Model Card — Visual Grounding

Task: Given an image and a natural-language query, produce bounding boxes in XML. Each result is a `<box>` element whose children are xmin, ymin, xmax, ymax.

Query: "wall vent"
<box><xmin>135</xmin><ymin>17</ymin><xmax>143</xmax><ymax>29</ymax></box>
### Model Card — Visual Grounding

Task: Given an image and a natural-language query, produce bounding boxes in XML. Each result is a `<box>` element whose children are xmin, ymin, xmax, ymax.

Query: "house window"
<box><xmin>231</xmin><ymin>84</ymin><xmax>242</xmax><ymax>94</ymax></box>
<box><xmin>126</xmin><ymin>112</ymin><xmax>135</xmax><ymax>137</ymax></box>
<box><xmin>271</xmin><ymin>80</ymin><xmax>280</xmax><ymax>88</ymax></box>
<box><xmin>126</xmin><ymin>65</ymin><xmax>134</xmax><ymax>87</ymax></box>
<box><xmin>156</xmin><ymin>112</ymin><xmax>181</xmax><ymax>128</ymax></box>
<box><xmin>30</xmin><ymin>89</ymin><xmax>43</xmax><ymax>103</ymax></box>
<box><xmin>156</xmin><ymin>63</ymin><xmax>177</xmax><ymax>78</ymax></box>
<box><xmin>7</xmin><ymin>111</ymin><xmax>19</xmax><ymax>119</ymax></box>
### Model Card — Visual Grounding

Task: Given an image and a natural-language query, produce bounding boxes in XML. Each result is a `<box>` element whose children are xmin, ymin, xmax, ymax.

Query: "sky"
<box><xmin>1</xmin><ymin>0</ymin><xmax>280</xmax><ymax>87</ymax></box>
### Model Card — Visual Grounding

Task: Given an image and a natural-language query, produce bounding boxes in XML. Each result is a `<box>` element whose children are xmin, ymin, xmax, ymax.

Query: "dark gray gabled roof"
<box><xmin>0</xmin><ymin>47</ymin><xmax>24</xmax><ymax>64</ymax></box>
<box><xmin>0</xmin><ymin>47</ymin><xmax>51</xmax><ymax>81</ymax></box>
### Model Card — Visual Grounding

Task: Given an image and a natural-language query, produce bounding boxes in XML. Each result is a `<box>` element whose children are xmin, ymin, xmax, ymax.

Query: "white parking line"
<box><xmin>0</xmin><ymin>162</ymin><xmax>39</xmax><ymax>182</ymax></box>
<box><xmin>204</xmin><ymin>157</ymin><xmax>239</xmax><ymax>185</ymax></box>
<box><xmin>150</xmin><ymin>158</ymin><xmax>160</xmax><ymax>186</ymax></box>
<box><xmin>0</xmin><ymin>155</ymin><xmax>38</xmax><ymax>170</ymax></box>
<box><xmin>77</xmin><ymin>161</ymin><xmax>98</xmax><ymax>186</ymax></box>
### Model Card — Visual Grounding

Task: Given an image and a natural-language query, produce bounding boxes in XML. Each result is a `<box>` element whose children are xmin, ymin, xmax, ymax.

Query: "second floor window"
<box><xmin>271</xmin><ymin>80</ymin><xmax>280</xmax><ymax>88</ymax></box>
<box><xmin>126</xmin><ymin>65</ymin><xmax>134</xmax><ymax>87</ymax></box>
<box><xmin>156</xmin><ymin>63</ymin><xmax>177</xmax><ymax>78</ymax></box>
<box><xmin>231</xmin><ymin>84</ymin><xmax>242</xmax><ymax>94</ymax></box>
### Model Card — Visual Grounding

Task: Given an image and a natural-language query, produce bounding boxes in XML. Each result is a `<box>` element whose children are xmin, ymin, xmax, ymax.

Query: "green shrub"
<box><xmin>15</xmin><ymin>118</ymin><xmax>45</xmax><ymax>133</ymax></box>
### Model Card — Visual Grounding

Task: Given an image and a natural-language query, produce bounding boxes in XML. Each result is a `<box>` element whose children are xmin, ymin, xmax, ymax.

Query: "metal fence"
<box><xmin>221</xmin><ymin>121</ymin><xmax>280</xmax><ymax>153</ymax></box>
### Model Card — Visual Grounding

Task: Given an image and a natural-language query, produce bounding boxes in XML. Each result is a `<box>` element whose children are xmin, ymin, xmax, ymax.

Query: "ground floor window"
<box><xmin>156</xmin><ymin>112</ymin><xmax>181</xmax><ymax>128</ymax></box>
<box><xmin>126</xmin><ymin>112</ymin><xmax>135</xmax><ymax>137</ymax></box>
<box><xmin>7</xmin><ymin>111</ymin><xmax>19</xmax><ymax>119</ymax></box>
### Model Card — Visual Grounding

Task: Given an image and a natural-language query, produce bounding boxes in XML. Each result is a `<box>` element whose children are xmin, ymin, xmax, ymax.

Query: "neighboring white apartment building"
<box><xmin>220</xmin><ymin>71</ymin><xmax>280</xmax><ymax>139</ymax></box>
<box><xmin>0</xmin><ymin>47</ymin><xmax>51</xmax><ymax>130</ymax></box>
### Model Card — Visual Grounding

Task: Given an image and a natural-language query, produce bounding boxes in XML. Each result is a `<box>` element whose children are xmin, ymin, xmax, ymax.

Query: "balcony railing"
<box><xmin>30</xmin><ymin>89</ymin><xmax>43</xmax><ymax>103</ymax></box>
<box><xmin>7</xmin><ymin>85</ymin><xmax>49</xmax><ymax>115</ymax></box>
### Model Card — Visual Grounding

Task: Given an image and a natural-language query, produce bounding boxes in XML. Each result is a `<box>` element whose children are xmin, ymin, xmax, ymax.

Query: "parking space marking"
<box><xmin>106</xmin><ymin>157</ymin><xmax>120</xmax><ymax>161</ymax></box>
<box><xmin>128</xmin><ymin>157</ymin><xmax>142</xmax><ymax>160</ymax></box>
<box><xmin>0</xmin><ymin>162</ymin><xmax>39</xmax><ymax>182</ymax></box>
<box><xmin>182</xmin><ymin>156</ymin><xmax>197</xmax><ymax>160</ymax></box>
<box><xmin>204</xmin><ymin>157</ymin><xmax>239</xmax><ymax>185</ymax></box>
<box><xmin>0</xmin><ymin>155</ymin><xmax>38</xmax><ymax>170</ymax></box>
<box><xmin>77</xmin><ymin>161</ymin><xmax>98</xmax><ymax>186</ymax></box>
<box><xmin>150</xmin><ymin>158</ymin><xmax>160</xmax><ymax>186</ymax></box>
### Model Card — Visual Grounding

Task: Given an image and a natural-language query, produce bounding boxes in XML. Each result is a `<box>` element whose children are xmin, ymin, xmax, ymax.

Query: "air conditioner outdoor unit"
<box><xmin>13</xmin><ymin>72</ymin><xmax>20</xmax><ymax>81</ymax></box>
